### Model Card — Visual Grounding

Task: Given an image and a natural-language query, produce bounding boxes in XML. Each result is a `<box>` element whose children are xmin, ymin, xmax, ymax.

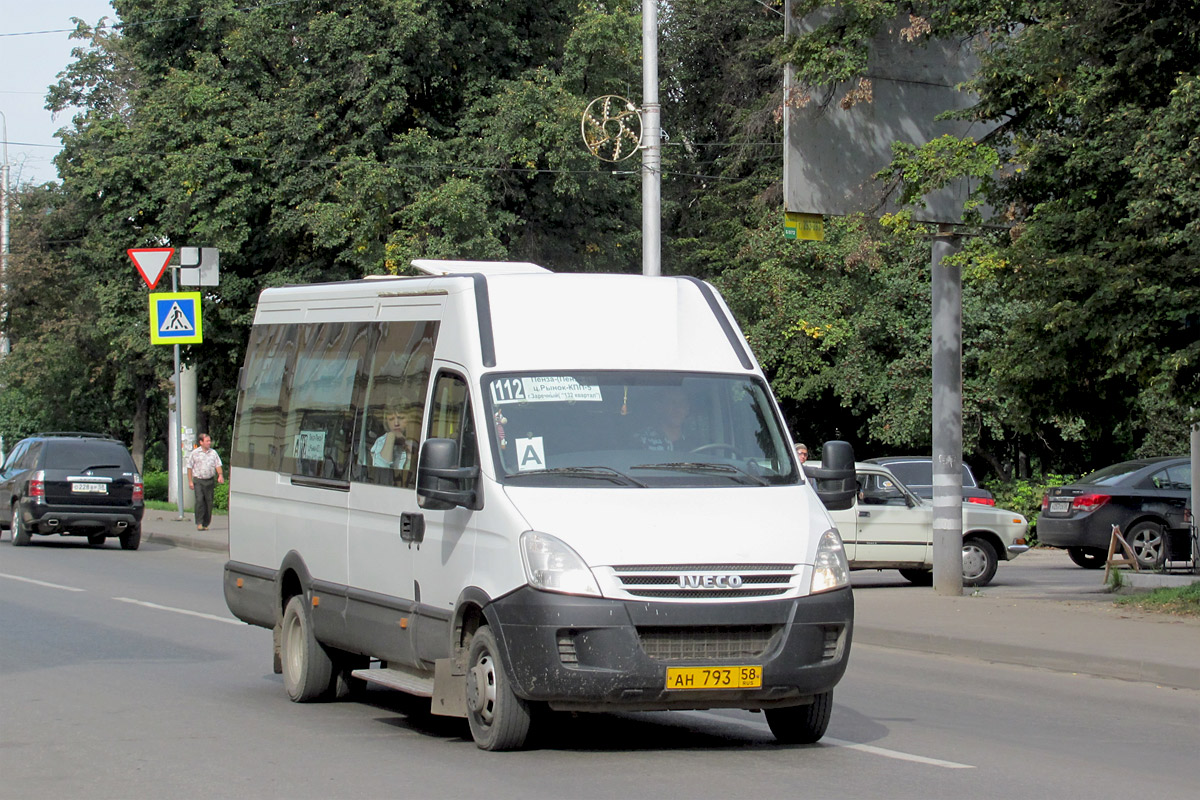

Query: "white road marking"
<box><xmin>692</xmin><ymin>711</ymin><xmax>975</xmax><ymax>769</ymax></box>
<box><xmin>0</xmin><ymin>572</ymin><xmax>86</xmax><ymax>592</ymax></box>
<box><xmin>112</xmin><ymin>597</ymin><xmax>245</xmax><ymax>626</ymax></box>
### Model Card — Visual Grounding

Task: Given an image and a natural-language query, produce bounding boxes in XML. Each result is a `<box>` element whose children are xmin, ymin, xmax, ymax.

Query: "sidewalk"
<box><xmin>141</xmin><ymin>513</ymin><xmax>1200</xmax><ymax>691</ymax></box>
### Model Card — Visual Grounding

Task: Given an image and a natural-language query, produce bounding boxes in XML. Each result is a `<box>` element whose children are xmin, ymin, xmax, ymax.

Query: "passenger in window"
<box><xmin>371</xmin><ymin>402</ymin><xmax>422</xmax><ymax>470</ymax></box>
<box><xmin>634</xmin><ymin>387</ymin><xmax>694</xmax><ymax>452</ymax></box>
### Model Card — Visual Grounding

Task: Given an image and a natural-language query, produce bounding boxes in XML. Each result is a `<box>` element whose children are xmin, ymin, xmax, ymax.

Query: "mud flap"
<box><xmin>272</xmin><ymin>623</ymin><xmax>283</xmax><ymax>674</ymax></box>
<box><xmin>430</xmin><ymin>657</ymin><xmax>467</xmax><ymax>717</ymax></box>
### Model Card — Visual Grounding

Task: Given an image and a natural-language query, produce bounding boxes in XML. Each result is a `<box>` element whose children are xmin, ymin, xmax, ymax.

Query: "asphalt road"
<box><xmin>1</xmin><ymin>538</ymin><xmax>1197</xmax><ymax>799</ymax></box>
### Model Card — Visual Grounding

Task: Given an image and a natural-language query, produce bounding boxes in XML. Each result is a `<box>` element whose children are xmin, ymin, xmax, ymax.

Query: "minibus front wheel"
<box><xmin>765</xmin><ymin>690</ymin><xmax>833</xmax><ymax>744</ymax></box>
<box><xmin>466</xmin><ymin>626</ymin><xmax>532</xmax><ymax>751</ymax></box>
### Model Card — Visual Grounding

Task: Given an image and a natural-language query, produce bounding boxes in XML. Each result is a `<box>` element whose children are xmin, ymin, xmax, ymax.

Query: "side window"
<box><xmin>232</xmin><ymin>324</ymin><xmax>297</xmax><ymax>471</ymax></box>
<box><xmin>355</xmin><ymin>320</ymin><xmax>438</xmax><ymax>488</ymax></box>
<box><xmin>20</xmin><ymin>443</ymin><xmax>42</xmax><ymax>471</ymax></box>
<box><xmin>1161</xmin><ymin>464</ymin><xmax>1191</xmax><ymax>490</ymax></box>
<box><xmin>281</xmin><ymin>322</ymin><xmax>370</xmax><ymax>481</ymax></box>
<box><xmin>428</xmin><ymin>371</ymin><xmax>478</xmax><ymax>470</ymax></box>
<box><xmin>3</xmin><ymin>442</ymin><xmax>28</xmax><ymax>474</ymax></box>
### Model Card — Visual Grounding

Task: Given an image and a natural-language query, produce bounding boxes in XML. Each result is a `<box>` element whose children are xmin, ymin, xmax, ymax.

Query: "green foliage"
<box><xmin>990</xmin><ymin>474</ymin><xmax>1077</xmax><ymax>544</ymax></box>
<box><xmin>142</xmin><ymin>471</ymin><xmax>170</xmax><ymax>503</ymax></box>
<box><xmin>140</xmin><ymin>470</ymin><xmax>227</xmax><ymax>511</ymax></box>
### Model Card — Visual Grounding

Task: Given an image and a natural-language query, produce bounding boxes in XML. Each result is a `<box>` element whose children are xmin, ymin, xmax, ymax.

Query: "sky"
<box><xmin>0</xmin><ymin>1</ymin><xmax>117</xmax><ymax>187</ymax></box>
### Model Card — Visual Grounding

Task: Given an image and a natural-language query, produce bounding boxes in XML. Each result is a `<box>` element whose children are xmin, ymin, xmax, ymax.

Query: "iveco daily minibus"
<box><xmin>223</xmin><ymin>260</ymin><xmax>856</xmax><ymax>750</ymax></box>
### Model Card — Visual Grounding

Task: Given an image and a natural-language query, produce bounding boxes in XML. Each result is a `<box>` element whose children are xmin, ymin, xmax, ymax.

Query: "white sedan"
<box><xmin>815</xmin><ymin>462</ymin><xmax>1029</xmax><ymax>587</ymax></box>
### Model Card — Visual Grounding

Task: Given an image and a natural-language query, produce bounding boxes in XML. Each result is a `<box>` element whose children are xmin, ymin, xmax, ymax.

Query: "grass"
<box><xmin>145</xmin><ymin>499</ymin><xmax>227</xmax><ymax>516</ymax></box>
<box><xmin>1115</xmin><ymin>582</ymin><xmax>1200</xmax><ymax>616</ymax></box>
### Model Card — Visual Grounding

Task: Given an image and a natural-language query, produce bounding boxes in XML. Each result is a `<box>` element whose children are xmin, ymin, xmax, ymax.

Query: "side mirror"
<box><xmin>803</xmin><ymin>440</ymin><xmax>856</xmax><ymax>511</ymax></box>
<box><xmin>417</xmin><ymin>438</ymin><xmax>480</xmax><ymax>511</ymax></box>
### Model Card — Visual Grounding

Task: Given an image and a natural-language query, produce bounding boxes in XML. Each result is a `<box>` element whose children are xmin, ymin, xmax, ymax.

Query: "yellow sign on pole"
<box><xmin>149</xmin><ymin>292</ymin><xmax>203</xmax><ymax>345</ymax></box>
<box><xmin>784</xmin><ymin>212</ymin><xmax>825</xmax><ymax>241</ymax></box>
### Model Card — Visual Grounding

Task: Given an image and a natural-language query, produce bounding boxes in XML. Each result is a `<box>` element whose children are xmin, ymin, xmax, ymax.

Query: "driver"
<box><xmin>634</xmin><ymin>387</ymin><xmax>693</xmax><ymax>452</ymax></box>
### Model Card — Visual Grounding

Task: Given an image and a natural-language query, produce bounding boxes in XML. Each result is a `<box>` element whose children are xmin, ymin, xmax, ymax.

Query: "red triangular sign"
<box><xmin>128</xmin><ymin>248</ymin><xmax>175</xmax><ymax>290</ymax></box>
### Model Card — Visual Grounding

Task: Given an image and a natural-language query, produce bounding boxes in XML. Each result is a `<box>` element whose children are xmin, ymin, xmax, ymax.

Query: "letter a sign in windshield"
<box><xmin>128</xmin><ymin>248</ymin><xmax>175</xmax><ymax>290</ymax></box>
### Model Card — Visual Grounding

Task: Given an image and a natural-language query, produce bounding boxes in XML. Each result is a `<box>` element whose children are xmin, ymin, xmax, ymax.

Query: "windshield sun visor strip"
<box><xmin>680</xmin><ymin>277</ymin><xmax>754</xmax><ymax>370</ymax></box>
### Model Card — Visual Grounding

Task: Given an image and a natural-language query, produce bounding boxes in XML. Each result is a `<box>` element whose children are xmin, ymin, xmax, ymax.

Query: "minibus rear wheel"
<box><xmin>465</xmin><ymin>626</ymin><xmax>532</xmax><ymax>750</ymax></box>
<box><xmin>281</xmin><ymin>595</ymin><xmax>334</xmax><ymax>702</ymax></box>
<box><xmin>764</xmin><ymin>691</ymin><xmax>832</xmax><ymax>744</ymax></box>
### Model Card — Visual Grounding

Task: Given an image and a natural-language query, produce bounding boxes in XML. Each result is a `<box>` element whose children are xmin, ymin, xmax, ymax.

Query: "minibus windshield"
<box><xmin>482</xmin><ymin>372</ymin><xmax>799</xmax><ymax>487</ymax></box>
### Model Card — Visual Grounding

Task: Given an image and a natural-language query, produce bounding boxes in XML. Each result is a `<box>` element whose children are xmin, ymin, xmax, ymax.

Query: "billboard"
<box><xmin>783</xmin><ymin>6</ymin><xmax>997</xmax><ymax>224</ymax></box>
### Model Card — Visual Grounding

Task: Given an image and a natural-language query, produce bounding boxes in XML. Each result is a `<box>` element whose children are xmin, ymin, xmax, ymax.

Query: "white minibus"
<box><xmin>223</xmin><ymin>260</ymin><xmax>856</xmax><ymax>750</ymax></box>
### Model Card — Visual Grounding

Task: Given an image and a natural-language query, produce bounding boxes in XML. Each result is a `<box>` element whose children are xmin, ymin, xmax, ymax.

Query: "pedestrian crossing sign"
<box><xmin>149</xmin><ymin>292</ymin><xmax>203</xmax><ymax>345</ymax></box>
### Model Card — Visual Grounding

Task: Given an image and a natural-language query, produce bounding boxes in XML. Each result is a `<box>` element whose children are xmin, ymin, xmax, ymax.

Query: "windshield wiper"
<box><xmin>78</xmin><ymin>464</ymin><xmax>122</xmax><ymax>472</ymax></box>
<box><xmin>505</xmin><ymin>466</ymin><xmax>647</xmax><ymax>487</ymax></box>
<box><xmin>630</xmin><ymin>461</ymin><xmax>769</xmax><ymax>486</ymax></box>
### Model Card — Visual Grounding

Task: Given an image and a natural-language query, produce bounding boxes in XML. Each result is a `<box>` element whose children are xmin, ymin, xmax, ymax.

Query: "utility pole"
<box><xmin>1</xmin><ymin>109</ymin><xmax>11</xmax><ymax>358</ymax></box>
<box><xmin>642</xmin><ymin>2</ymin><xmax>661</xmax><ymax>277</ymax></box>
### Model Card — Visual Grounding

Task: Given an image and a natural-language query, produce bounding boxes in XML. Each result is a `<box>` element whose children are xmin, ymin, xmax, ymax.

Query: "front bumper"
<box><xmin>487</xmin><ymin>586</ymin><xmax>853</xmax><ymax>712</ymax></box>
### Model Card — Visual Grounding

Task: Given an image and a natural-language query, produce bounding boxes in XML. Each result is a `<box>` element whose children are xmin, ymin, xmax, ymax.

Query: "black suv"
<box><xmin>0</xmin><ymin>433</ymin><xmax>145</xmax><ymax>550</ymax></box>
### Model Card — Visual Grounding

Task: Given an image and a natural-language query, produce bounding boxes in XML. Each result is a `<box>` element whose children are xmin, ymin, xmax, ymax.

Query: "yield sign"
<box><xmin>128</xmin><ymin>248</ymin><xmax>175</xmax><ymax>289</ymax></box>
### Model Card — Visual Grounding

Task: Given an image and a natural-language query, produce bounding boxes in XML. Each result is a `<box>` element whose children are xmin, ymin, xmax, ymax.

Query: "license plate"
<box><xmin>1050</xmin><ymin>501</ymin><xmax>1069</xmax><ymax>513</ymax></box>
<box><xmin>665</xmin><ymin>666</ymin><xmax>762</xmax><ymax>690</ymax></box>
<box><xmin>71</xmin><ymin>483</ymin><xmax>108</xmax><ymax>494</ymax></box>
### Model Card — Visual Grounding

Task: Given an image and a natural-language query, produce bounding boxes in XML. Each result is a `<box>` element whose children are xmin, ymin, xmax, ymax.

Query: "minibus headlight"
<box><xmin>810</xmin><ymin>528</ymin><xmax>850</xmax><ymax>594</ymax></box>
<box><xmin>520</xmin><ymin>531</ymin><xmax>602</xmax><ymax>598</ymax></box>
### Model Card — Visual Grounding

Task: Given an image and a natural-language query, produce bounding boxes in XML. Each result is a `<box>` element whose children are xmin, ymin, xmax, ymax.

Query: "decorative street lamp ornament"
<box><xmin>581</xmin><ymin>95</ymin><xmax>643</xmax><ymax>162</ymax></box>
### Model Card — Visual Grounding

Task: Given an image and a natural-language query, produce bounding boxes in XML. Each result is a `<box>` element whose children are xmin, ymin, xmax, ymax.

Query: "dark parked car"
<box><xmin>0</xmin><ymin>433</ymin><xmax>145</xmax><ymax>550</ymax></box>
<box><xmin>1039</xmin><ymin>456</ymin><xmax>1192</xmax><ymax>569</ymax></box>
<box><xmin>863</xmin><ymin>456</ymin><xmax>995</xmax><ymax>505</ymax></box>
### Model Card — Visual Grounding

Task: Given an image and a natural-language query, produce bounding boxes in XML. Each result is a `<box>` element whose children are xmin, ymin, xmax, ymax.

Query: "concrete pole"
<box><xmin>1</xmin><ymin>109</ymin><xmax>10</xmax><ymax>357</ymax></box>
<box><xmin>641</xmin><ymin>1</ymin><xmax>661</xmax><ymax>277</ymax></box>
<box><xmin>180</xmin><ymin>363</ymin><xmax>198</xmax><ymax>511</ymax></box>
<box><xmin>932</xmin><ymin>229</ymin><xmax>965</xmax><ymax>595</ymax></box>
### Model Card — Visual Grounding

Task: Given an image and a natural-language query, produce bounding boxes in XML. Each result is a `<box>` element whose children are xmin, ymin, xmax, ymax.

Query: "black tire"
<box><xmin>465</xmin><ymin>626</ymin><xmax>532</xmax><ymax>751</ymax></box>
<box><xmin>1067</xmin><ymin>547</ymin><xmax>1106</xmax><ymax>569</ymax></box>
<box><xmin>12</xmin><ymin>505</ymin><xmax>32</xmax><ymax>546</ymax></box>
<box><xmin>281</xmin><ymin>595</ymin><xmax>335</xmax><ymax>702</ymax></box>
<box><xmin>88</xmin><ymin>533</ymin><xmax>107</xmax><ymax>547</ymax></box>
<box><xmin>962</xmin><ymin>538</ymin><xmax>998</xmax><ymax>587</ymax></box>
<box><xmin>765</xmin><ymin>691</ymin><xmax>833</xmax><ymax>744</ymax></box>
<box><xmin>1126</xmin><ymin>521</ymin><xmax>1166</xmax><ymax>570</ymax></box>
<box><xmin>118</xmin><ymin>526</ymin><xmax>142</xmax><ymax>551</ymax></box>
<box><xmin>899</xmin><ymin>568</ymin><xmax>933</xmax><ymax>585</ymax></box>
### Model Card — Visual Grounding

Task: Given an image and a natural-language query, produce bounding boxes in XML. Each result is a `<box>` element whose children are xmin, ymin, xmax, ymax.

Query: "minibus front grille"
<box><xmin>612</xmin><ymin>564</ymin><xmax>796</xmax><ymax>599</ymax></box>
<box><xmin>637</xmin><ymin>625</ymin><xmax>781</xmax><ymax>661</ymax></box>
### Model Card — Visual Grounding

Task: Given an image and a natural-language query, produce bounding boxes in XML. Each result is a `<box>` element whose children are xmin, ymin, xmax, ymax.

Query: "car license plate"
<box><xmin>1050</xmin><ymin>501</ymin><xmax>1069</xmax><ymax>513</ymax></box>
<box><xmin>665</xmin><ymin>666</ymin><xmax>762</xmax><ymax>690</ymax></box>
<box><xmin>71</xmin><ymin>483</ymin><xmax>108</xmax><ymax>494</ymax></box>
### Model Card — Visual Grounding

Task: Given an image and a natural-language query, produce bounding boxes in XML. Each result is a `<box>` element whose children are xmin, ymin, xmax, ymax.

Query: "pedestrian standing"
<box><xmin>187</xmin><ymin>433</ymin><xmax>224</xmax><ymax>530</ymax></box>
<box><xmin>795</xmin><ymin>442</ymin><xmax>809</xmax><ymax>463</ymax></box>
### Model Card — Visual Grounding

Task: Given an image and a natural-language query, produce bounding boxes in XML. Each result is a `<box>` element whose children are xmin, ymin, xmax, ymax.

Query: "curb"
<box><xmin>145</xmin><ymin>530</ymin><xmax>228</xmax><ymax>554</ymax></box>
<box><xmin>853</xmin><ymin>624</ymin><xmax>1200</xmax><ymax>692</ymax></box>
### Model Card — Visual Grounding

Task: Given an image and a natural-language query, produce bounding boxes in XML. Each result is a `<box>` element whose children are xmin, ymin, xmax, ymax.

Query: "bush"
<box><xmin>143</xmin><ymin>471</ymin><xmax>169</xmax><ymax>502</ymax></box>
<box><xmin>140</xmin><ymin>469</ymin><xmax>228</xmax><ymax>512</ymax></box>
<box><xmin>990</xmin><ymin>473</ymin><xmax>1077</xmax><ymax>545</ymax></box>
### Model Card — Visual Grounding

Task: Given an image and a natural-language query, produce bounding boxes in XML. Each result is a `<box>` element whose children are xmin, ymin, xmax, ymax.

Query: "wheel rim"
<box><xmin>468</xmin><ymin>652</ymin><xmax>498</xmax><ymax>726</ymax></box>
<box><xmin>283</xmin><ymin>608</ymin><xmax>304</xmax><ymax>684</ymax></box>
<box><xmin>961</xmin><ymin>543</ymin><xmax>988</xmax><ymax>581</ymax></box>
<box><xmin>1131</xmin><ymin>528</ymin><xmax>1163</xmax><ymax>564</ymax></box>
